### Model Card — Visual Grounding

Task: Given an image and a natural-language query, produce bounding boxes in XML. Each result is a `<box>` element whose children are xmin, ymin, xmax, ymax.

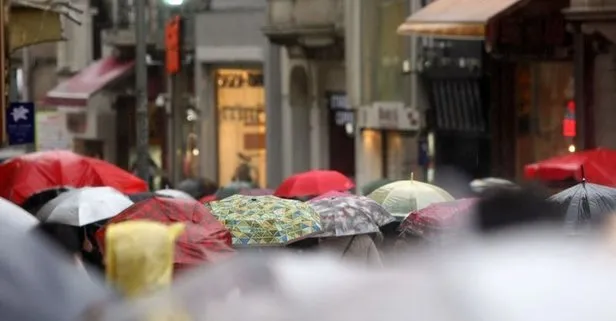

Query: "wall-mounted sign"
<box><xmin>357</xmin><ymin>101</ymin><xmax>420</xmax><ymax>131</ymax></box>
<box><xmin>165</xmin><ymin>15</ymin><xmax>182</xmax><ymax>75</ymax></box>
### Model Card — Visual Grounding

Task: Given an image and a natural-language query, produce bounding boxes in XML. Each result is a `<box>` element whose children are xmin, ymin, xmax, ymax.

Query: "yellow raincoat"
<box><xmin>105</xmin><ymin>220</ymin><xmax>184</xmax><ymax>298</ymax></box>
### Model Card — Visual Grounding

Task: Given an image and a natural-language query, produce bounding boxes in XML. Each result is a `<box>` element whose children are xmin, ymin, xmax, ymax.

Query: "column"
<box><xmin>196</xmin><ymin>63</ymin><xmax>218</xmax><ymax>181</ymax></box>
<box><xmin>265</xmin><ymin>42</ymin><xmax>283</xmax><ymax>187</ymax></box>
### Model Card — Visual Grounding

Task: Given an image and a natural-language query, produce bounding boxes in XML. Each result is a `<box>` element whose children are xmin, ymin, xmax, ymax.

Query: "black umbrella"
<box><xmin>549</xmin><ymin>180</ymin><xmax>616</xmax><ymax>229</ymax></box>
<box><xmin>176</xmin><ymin>178</ymin><xmax>218</xmax><ymax>199</ymax></box>
<box><xmin>127</xmin><ymin>192</ymin><xmax>172</xmax><ymax>203</ymax></box>
<box><xmin>21</xmin><ymin>187</ymin><xmax>73</xmax><ymax>214</ymax></box>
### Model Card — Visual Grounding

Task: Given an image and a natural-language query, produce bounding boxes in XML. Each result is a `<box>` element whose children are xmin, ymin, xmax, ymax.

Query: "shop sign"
<box><xmin>357</xmin><ymin>101</ymin><xmax>420</xmax><ymax>131</ymax></box>
<box><xmin>219</xmin><ymin>106</ymin><xmax>265</xmax><ymax>126</ymax></box>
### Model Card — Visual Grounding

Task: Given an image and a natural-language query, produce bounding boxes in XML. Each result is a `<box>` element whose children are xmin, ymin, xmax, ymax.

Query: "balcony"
<box><xmin>263</xmin><ymin>0</ymin><xmax>344</xmax><ymax>50</ymax></box>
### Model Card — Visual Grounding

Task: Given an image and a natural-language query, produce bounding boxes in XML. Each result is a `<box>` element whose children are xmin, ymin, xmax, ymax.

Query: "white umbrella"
<box><xmin>470</xmin><ymin>177</ymin><xmax>517</xmax><ymax>193</ymax></box>
<box><xmin>156</xmin><ymin>189</ymin><xmax>195</xmax><ymax>200</ymax></box>
<box><xmin>0</xmin><ymin>197</ymin><xmax>38</xmax><ymax>229</ymax></box>
<box><xmin>37</xmin><ymin>186</ymin><xmax>134</xmax><ymax>226</ymax></box>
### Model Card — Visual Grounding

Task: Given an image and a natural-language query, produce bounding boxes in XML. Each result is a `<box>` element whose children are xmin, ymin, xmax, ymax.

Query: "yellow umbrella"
<box><xmin>368</xmin><ymin>176</ymin><xmax>454</xmax><ymax>219</ymax></box>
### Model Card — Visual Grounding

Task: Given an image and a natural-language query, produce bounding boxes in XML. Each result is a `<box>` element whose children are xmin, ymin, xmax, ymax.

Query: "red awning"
<box><xmin>43</xmin><ymin>57</ymin><xmax>134</xmax><ymax>107</ymax></box>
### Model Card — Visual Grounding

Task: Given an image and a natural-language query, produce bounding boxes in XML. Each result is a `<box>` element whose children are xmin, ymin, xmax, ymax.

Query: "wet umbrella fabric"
<box><xmin>361</xmin><ymin>178</ymin><xmax>395</xmax><ymax>196</ymax></box>
<box><xmin>308</xmin><ymin>193</ymin><xmax>394</xmax><ymax>237</ymax></box>
<box><xmin>20</xmin><ymin>186</ymin><xmax>73</xmax><ymax>214</ymax></box>
<box><xmin>0</xmin><ymin>223</ymin><xmax>113</xmax><ymax>321</ymax></box>
<box><xmin>368</xmin><ymin>180</ymin><xmax>454</xmax><ymax>219</ymax></box>
<box><xmin>0</xmin><ymin>151</ymin><xmax>147</xmax><ymax>205</ymax></box>
<box><xmin>548</xmin><ymin>182</ymin><xmax>616</xmax><ymax>229</ymax></box>
<box><xmin>0</xmin><ymin>197</ymin><xmax>39</xmax><ymax>229</ymax></box>
<box><xmin>127</xmin><ymin>192</ymin><xmax>172</xmax><ymax>203</ymax></box>
<box><xmin>207</xmin><ymin>195</ymin><xmax>323</xmax><ymax>247</ymax></box>
<box><xmin>156</xmin><ymin>189</ymin><xmax>195</xmax><ymax>200</ymax></box>
<box><xmin>37</xmin><ymin>187</ymin><xmax>134</xmax><ymax>226</ymax></box>
<box><xmin>97</xmin><ymin>197</ymin><xmax>234</xmax><ymax>266</ymax></box>
<box><xmin>274</xmin><ymin>170</ymin><xmax>354</xmax><ymax>198</ymax></box>
<box><xmin>214</xmin><ymin>181</ymin><xmax>257</xmax><ymax>200</ymax></box>
<box><xmin>400</xmin><ymin>198</ymin><xmax>478</xmax><ymax>238</ymax></box>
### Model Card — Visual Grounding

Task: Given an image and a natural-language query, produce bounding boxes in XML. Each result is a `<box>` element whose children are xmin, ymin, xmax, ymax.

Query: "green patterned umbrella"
<box><xmin>368</xmin><ymin>179</ymin><xmax>454</xmax><ymax>219</ymax></box>
<box><xmin>207</xmin><ymin>195</ymin><xmax>322</xmax><ymax>247</ymax></box>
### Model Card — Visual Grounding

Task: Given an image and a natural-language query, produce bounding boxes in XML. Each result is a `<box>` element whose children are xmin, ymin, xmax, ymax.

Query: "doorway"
<box><xmin>326</xmin><ymin>92</ymin><xmax>355</xmax><ymax>177</ymax></box>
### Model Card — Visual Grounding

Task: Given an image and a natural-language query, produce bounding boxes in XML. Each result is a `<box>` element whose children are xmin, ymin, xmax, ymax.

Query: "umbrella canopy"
<box><xmin>37</xmin><ymin>187</ymin><xmax>133</xmax><ymax>226</ymax></box>
<box><xmin>207</xmin><ymin>195</ymin><xmax>323</xmax><ymax>247</ymax></box>
<box><xmin>525</xmin><ymin>148</ymin><xmax>616</xmax><ymax>186</ymax></box>
<box><xmin>0</xmin><ymin>222</ymin><xmax>113</xmax><ymax>321</ymax></box>
<box><xmin>97</xmin><ymin>197</ymin><xmax>233</xmax><ymax>266</ymax></box>
<box><xmin>368</xmin><ymin>179</ymin><xmax>454</xmax><ymax>219</ymax></box>
<box><xmin>215</xmin><ymin>181</ymin><xmax>258</xmax><ymax>200</ymax></box>
<box><xmin>20</xmin><ymin>186</ymin><xmax>73</xmax><ymax>214</ymax></box>
<box><xmin>274</xmin><ymin>170</ymin><xmax>354</xmax><ymax>198</ymax></box>
<box><xmin>361</xmin><ymin>178</ymin><xmax>396</xmax><ymax>196</ymax></box>
<box><xmin>127</xmin><ymin>192</ymin><xmax>172</xmax><ymax>203</ymax></box>
<box><xmin>470</xmin><ymin>177</ymin><xmax>517</xmax><ymax>194</ymax></box>
<box><xmin>176</xmin><ymin>178</ymin><xmax>218</xmax><ymax>199</ymax></box>
<box><xmin>239</xmin><ymin>188</ymin><xmax>274</xmax><ymax>196</ymax></box>
<box><xmin>0</xmin><ymin>151</ymin><xmax>147</xmax><ymax>205</ymax></box>
<box><xmin>400</xmin><ymin>198</ymin><xmax>478</xmax><ymax>238</ymax></box>
<box><xmin>0</xmin><ymin>197</ymin><xmax>38</xmax><ymax>229</ymax></box>
<box><xmin>308</xmin><ymin>193</ymin><xmax>395</xmax><ymax>237</ymax></box>
<box><xmin>548</xmin><ymin>182</ymin><xmax>616</xmax><ymax>229</ymax></box>
<box><xmin>156</xmin><ymin>189</ymin><xmax>195</xmax><ymax>200</ymax></box>
<box><xmin>199</xmin><ymin>194</ymin><xmax>217</xmax><ymax>203</ymax></box>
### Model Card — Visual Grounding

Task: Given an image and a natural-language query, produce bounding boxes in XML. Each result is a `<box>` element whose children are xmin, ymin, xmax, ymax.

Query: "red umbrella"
<box><xmin>400</xmin><ymin>198</ymin><xmax>478</xmax><ymax>237</ymax></box>
<box><xmin>0</xmin><ymin>150</ymin><xmax>147</xmax><ymax>205</ymax></box>
<box><xmin>96</xmin><ymin>197</ymin><xmax>234</xmax><ymax>267</ymax></box>
<box><xmin>524</xmin><ymin>148</ymin><xmax>616</xmax><ymax>186</ymax></box>
<box><xmin>199</xmin><ymin>194</ymin><xmax>217</xmax><ymax>203</ymax></box>
<box><xmin>274</xmin><ymin>170</ymin><xmax>354</xmax><ymax>198</ymax></box>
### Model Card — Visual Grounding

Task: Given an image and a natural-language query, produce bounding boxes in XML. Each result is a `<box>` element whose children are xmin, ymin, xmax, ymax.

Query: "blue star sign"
<box><xmin>6</xmin><ymin>102</ymin><xmax>35</xmax><ymax>145</ymax></box>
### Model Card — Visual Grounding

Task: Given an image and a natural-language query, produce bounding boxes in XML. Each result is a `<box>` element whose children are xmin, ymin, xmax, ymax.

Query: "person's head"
<box><xmin>473</xmin><ymin>186</ymin><xmax>562</xmax><ymax>234</ymax></box>
<box><xmin>33</xmin><ymin>223</ymin><xmax>82</xmax><ymax>265</ymax></box>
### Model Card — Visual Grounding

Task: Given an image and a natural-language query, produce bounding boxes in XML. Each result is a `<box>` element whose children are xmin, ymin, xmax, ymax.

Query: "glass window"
<box><xmin>216</xmin><ymin>69</ymin><xmax>267</xmax><ymax>188</ymax></box>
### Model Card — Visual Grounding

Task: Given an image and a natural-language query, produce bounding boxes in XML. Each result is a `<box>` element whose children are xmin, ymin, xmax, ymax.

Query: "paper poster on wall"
<box><xmin>35</xmin><ymin>111</ymin><xmax>73</xmax><ymax>151</ymax></box>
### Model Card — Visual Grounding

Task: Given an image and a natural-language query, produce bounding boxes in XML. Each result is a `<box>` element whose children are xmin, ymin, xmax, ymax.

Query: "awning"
<box><xmin>397</xmin><ymin>0</ymin><xmax>524</xmax><ymax>38</ymax></box>
<box><xmin>10</xmin><ymin>7</ymin><xmax>63</xmax><ymax>52</ymax></box>
<box><xmin>43</xmin><ymin>57</ymin><xmax>135</xmax><ymax>107</ymax></box>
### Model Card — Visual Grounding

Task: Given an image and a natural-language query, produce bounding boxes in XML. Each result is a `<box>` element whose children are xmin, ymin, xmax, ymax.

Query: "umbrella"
<box><xmin>207</xmin><ymin>195</ymin><xmax>323</xmax><ymax>247</ymax></box>
<box><xmin>307</xmin><ymin>192</ymin><xmax>395</xmax><ymax>237</ymax></box>
<box><xmin>97</xmin><ymin>197</ymin><xmax>234</xmax><ymax>266</ymax></box>
<box><xmin>274</xmin><ymin>170</ymin><xmax>354</xmax><ymax>198</ymax></box>
<box><xmin>215</xmin><ymin>181</ymin><xmax>258</xmax><ymax>200</ymax></box>
<box><xmin>20</xmin><ymin>186</ymin><xmax>73</xmax><ymax>214</ymax></box>
<box><xmin>37</xmin><ymin>187</ymin><xmax>134</xmax><ymax>226</ymax></box>
<box><xmin>548</xmin><ymin>181</ymin><xmax>616</xmax><ymax>229</ymax></box>
<box><xmin>0</xmin><ymin>197</ymin><xmax>39</xmax><ymax>229</ymax></box>
<box><xmin>239</xmin><ymin>188</ymin><xmax>274</xmax><ymax>197</ymax></box>
<box><xmin>400</xmin><ymin>198</ymin><xmax>478</xmax><ymax>238</ymax></box>
<box><xmin>127</xmin><ymin>192</ymin><xmax>172</xmax><ymax>203</ymax></box>
<box><xmin>176</xmin><ymin>178</ymin><xmax>218</xmax><ymax>199</ymax></box>
<box><xmin>360</xmin><ymin>178</ymin><xmax>395</xmax><ymax>196</ymax></box>
<box><xmin>525</xmin><ymin>148</ymin><xmax>616</xmax><ymax>186</ymax></box>
<box><xmin>199</xmin><ymin>194</ymin><xmax>217</xmax><ymax>203</ymax></box>
<box><xmin>368</xmin><ymin>179</ymin><xmax>454</xmax><ymax>219</ymax></box>
<box><xmin>0</xmin><ymin>222</ymin><xmax>114</xmax><ymax>321</ymax></box>
<box><xmin>0</xmin><ymin>150</ymin><xmax>147</xmax><ymax>205</ymax></box>
<box><xmin>156</xmin><ymin>189</ymin><xmax>196</xmax><ymax>200</ymax></box>
<box><xmin>470</xmin><ymin>177</ymin><xmax>517</xmax><ymax>193</ymax></box>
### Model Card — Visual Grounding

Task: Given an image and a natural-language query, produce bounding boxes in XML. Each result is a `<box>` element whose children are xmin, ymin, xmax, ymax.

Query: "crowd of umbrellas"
<box><xmin>4</xmin><ymin>148</ymin><xmax>616</xmax><ymax>320</ymax></box>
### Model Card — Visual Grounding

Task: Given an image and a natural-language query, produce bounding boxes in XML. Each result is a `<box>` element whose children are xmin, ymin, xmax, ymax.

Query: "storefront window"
<box><xmin>515</xmin><ymin>62</ymin><xmax>573</xmax><ymax>178</ymax></box>
<box><xmin>216</xmin><ymin>69</ymin><xmax>267</xmax><ymax>188</ymax></box>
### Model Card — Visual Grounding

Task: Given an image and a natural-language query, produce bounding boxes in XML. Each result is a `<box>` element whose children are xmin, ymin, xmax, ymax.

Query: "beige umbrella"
<box><xmin>368</xmin><ymin>176</ymin><xmax>454</xmax><ymax>219</ymax></box>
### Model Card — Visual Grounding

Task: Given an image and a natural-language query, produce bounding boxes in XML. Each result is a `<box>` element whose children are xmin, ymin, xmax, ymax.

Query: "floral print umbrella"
<box><xmin>308</xmin><ymin>193</ymin><xmax>395</xmax><ymax>237</ymax></box>
<box><xmin>368</xmin><ymin>179</ymin><xmax>454</xmax><ymax>219</ymax></box>
<box><xmin>207</xmin><ymin>195</ymin><xmax>323</xmax><ymax>247</ymax></box>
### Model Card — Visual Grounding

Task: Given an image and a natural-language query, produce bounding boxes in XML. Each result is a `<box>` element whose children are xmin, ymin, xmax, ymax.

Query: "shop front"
<box><xmin>398</xmin><ymin>0</ymin><xmax>572</xmax><ymax>181</ymax></box>
<box><xmin>194</xmin><ymin>5</ymin><xmax>270</xmax><ymax>187</ymax></box>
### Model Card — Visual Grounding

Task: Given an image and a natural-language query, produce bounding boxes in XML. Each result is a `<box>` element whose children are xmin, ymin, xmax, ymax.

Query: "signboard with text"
<box><xmin>6</xmin><ymin>102</ymin><xmax>35</xmax><ymax>145</ymax></box>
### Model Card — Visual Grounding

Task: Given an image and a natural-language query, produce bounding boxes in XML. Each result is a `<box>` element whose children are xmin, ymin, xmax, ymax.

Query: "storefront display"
<box><xmin>216</xmin><ymin>69</ymin><xmax>267</xmax><ymax>188</ymax></box>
